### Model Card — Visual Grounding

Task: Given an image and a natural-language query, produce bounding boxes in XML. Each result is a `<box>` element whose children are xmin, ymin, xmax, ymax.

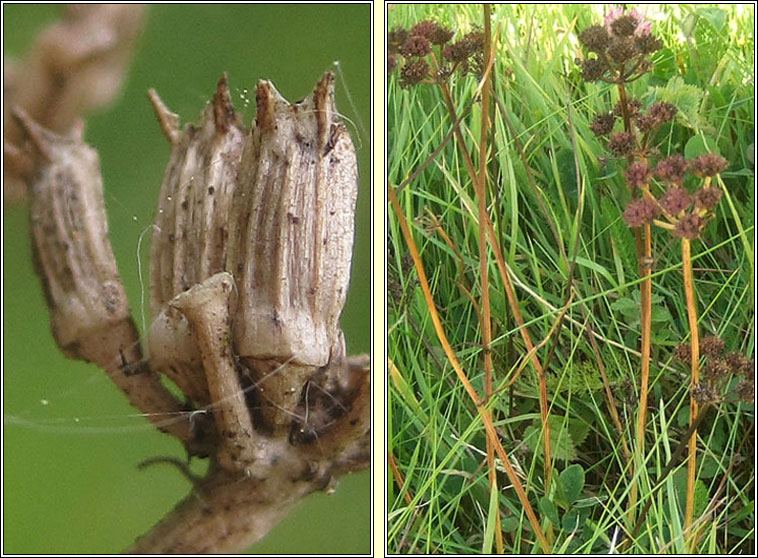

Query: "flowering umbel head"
<box><xmin>388</xmin><ymin>20</ymin><xmax>483</xmax><ymax>86</ymax></box>
<box><xmin>576</xmin><ymin>7</ymin><xmax>661</xmax><ymax>84</ymax></box>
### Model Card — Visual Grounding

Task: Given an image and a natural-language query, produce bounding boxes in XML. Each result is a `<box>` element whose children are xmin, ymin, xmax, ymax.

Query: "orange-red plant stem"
<box><xmin>389</xmin><ymin>182</ymin><xmax>551</xmax><ymax>554</ymax></box>
<box><xmin>437</xmin><ymin>80</ymin><xmax>552</xmax><ymax>493</ymax></box>
<box><xmin>681</xmin><ymin>237</ymin><xmax>700</xmax><ymax>547</ymax></box>
<box><xmin>477</xmin><ymin>5</ymin><xmax>503</xmax><ymax>552</ymax></box>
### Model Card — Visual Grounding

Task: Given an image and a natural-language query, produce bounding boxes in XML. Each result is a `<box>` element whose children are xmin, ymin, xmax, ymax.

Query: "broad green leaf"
<box><xmin>539</xmin><ymin>496</ymin><xmax>560</xmax><ymax>527</ymax></box>
<box><xmin>561</xmin><ymin>509</ymin><xmax>586</xmax><ymax>532</ymax></box>
<box><xmin>685</xmin><ymin>135</ymin><xmax>721</xmax><ymax>159</ymax></box>
<box><xmin>697</xmin><ymin>7</ymin><xmax>727</xmax><ymax>32</ymax></box>
<box><xmin>559</xmin><ymin>464</ymin><xmax>586</xmax><ymax>505</ymax></box>
<box><xmin>673</xmin><ymin>468</ymin><xmax>709</xmax><ymax>520</ymax></box>
<box><xmin>501</xmin><ymin>516</ymin><xmax>520</xmax><ymax>532</ymax></box>
<box><xmin>649</xmin><ymin>76</ymin><xmax>706</xmax><ymax>131</ymax></box>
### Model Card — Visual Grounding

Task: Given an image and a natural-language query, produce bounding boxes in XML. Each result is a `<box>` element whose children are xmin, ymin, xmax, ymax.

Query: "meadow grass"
<box><xmin>387</xmin><ymin>4</ymin><xmax>754</xmax><ymax>554</ymax></box>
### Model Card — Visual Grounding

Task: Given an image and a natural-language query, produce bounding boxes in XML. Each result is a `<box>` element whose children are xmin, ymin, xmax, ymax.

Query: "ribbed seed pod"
<box><xmin>14</xmin><ymin>109</ymin><xmax>199</xmax><ymax>447</ymax></box>
<box><xmin>149</xmin><ymin>74</ymin><xmax>246</xmax><ymax>315</ymax></box>
<box><xmin>226</xmin><ymin>73</ymin><xmax>358</xmax><ymax>428</ymax></box>
<box><xmin>19</xmin><ymin>113</ymin><xmax>133</xmax><ymax>363</ymax></box>
<box><xmin>147</xmin><ymin>75</ymin><xmax>246</xmax><ymax>404</ymax></box>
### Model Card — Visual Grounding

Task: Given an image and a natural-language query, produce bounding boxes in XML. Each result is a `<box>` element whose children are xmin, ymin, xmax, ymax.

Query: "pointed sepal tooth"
<box><xmin>212</xmin><ymin>73</ymin><xmax>239</xmax><ymax>133</ymax></box>
<box><xmin>311</xmin><ymin>71</ymin><xmax>336</xmax><ymax>150</ymax></box>
<box><xmin>148</xmin><ymin>89</ymin><xmax>181</xmax><ymax>144</ymax></box>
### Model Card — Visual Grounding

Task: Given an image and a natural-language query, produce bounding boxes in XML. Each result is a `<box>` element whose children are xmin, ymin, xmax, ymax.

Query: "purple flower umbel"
<box><xmin>623</xmin><ymin>198</ymin><xmax>660</xmax><ymax>227</ymax></box>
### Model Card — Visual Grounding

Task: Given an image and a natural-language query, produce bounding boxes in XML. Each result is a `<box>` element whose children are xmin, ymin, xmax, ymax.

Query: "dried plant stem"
<box><xmin>127</xmin><ymin>466</ymin><xmax>312</xmax><ymax>553</ymax></box>
<box><xmin>617</xmin><ymin>81</ymin><xmax>632</xmax><ymax>131</ymax></box>
<box><xmin>477</xmin><ymin>5</ymin><xmax>504</xmax><ymax>553</ymax></box>
<box><xmin>438</xmin><ymin>77</ymin><xmax>553</xmax><ymax>497</ymax></box>
<box><xmin>389</xmin><ymin>182</ymin><xmax>552</xmax><ymax>554</ymax></box>
<box><xmin>618</xmin><ymin>74</ymin><xmax>653</xmax><ymax>523</ymax></box>
<box><xmin>681</xmin><ymin>237</ymin><xmax>700</xmax><ymax>546</ymax></box>
<box><xmin>628</xmin><ymin>223</ymin><xmax>653</xmax><ymax>522</ymax></box>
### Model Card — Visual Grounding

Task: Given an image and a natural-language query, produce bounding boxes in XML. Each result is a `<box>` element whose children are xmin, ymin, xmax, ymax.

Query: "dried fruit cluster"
<box><xmin>577</xmin><ymin>8</ymin><xmax>729</xmax><ymax>241</ymax></box>
<box><xmin>675</xmin><ymin>335</ymin><xmax>755</xmax><ymax>404</ymax></box>
<box><xmin>576</xmin><ymin>7</ymin><xmax>662</xmax><ymax>83</ymax></box>
<box><xmin>14</xmin><ymin>72</ymin><xmax>370</xmax><ymax>553</ymax></box>
<box><xmin>388</xmin><ymin>19</ymin><xmax>484</xmax><ymax>86</ymax></box>
<box><xmin>621</xmin><ymin>152</ymin><xmax>727</xmax><ymax>239</ymax></box>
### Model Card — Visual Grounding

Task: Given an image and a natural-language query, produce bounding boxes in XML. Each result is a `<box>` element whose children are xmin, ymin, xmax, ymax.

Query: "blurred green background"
<box><xmin>3</xmin><ymin>4</ymin><xmax>371</xmax><ymax>554</ymax></box>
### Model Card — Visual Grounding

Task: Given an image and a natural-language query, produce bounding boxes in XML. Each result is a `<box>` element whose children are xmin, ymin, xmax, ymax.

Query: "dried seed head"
<box><xmin>149</xmin><ymin>74</ymin><xmax>247</xmax><ymax>316</ymax></box>
<box><xmin>607</xmin><ymin>36</ymin><xmax>638</xmax><ymax>64</ymax></box>
<box><xmin>692</xmin><ymin>382</ymin><xmax>718</xmax><ymax>404</ymax></box>
<box><xmin>634</xmin><ymin>115</ymin><xmax>656</xmax><ymax>133</ymax></box>
<box><xmin>694</xmin><ymin>186</ymin><xmax>723</xmax><ymax>211</ymax></box>
<box><xmin>689</xmin><ymin>152</ymin><xmax>729</xmax><ymax>178</ymax></box>
<box><xmin>624</xmin><ymin>161</ymin><xmax>651</xmax><ymax>190</ymax></box>
<box><xmin>145</xmin><ymin>73</ymin><xmax>358</xmax><ymax>432</ymax></box>
<box><xmin>590</xmin><ymin>112</ymin><xmax>615</xmax><ymax>136</ymax></box>
<box><xmin>443</xmin><ymin>30</ymin><xmax>484</xmax><ymax>66</ymax></box>
<box><xmin>388</xmin><ymin>27</ymin><xmax>410</xmax><ymax>54</ymax></box>
<box><xmin>400</xmin><ymin>34</ymin><xmax>432</xmax><ymax>58</ymax></box>
<box><xmin>227</xmin><ymin>73</ymin><xmax>357</xmax><ymax>426</ymax></box>
<box><xmin>724</xmin><ymin>351</ymin><xmax>750</xmax><ymax>375</ymax></box>
<box><xmin>410</xmin><ymin>20</ymin><xmax>453</xmax><ymax>46</ymax></box>
<box><xmin>388</xmin><ymin>52</ymin><xmax>398</xmax><ymax>73</ymax></box>
<box><xmin>15</xmin><ymin>108</ymin><xmax>212</xmax><ymax>450</ymax></box>
<box><xmin>400</xmin><ymin>59</ymin><xmax>429</xmax><ymax>87</ymax></box>
<box><xmin>14</xmin><ymin>109</ymin><xmax>136</xmax><ymax>365</ymax></box>
<box><xmin>578</xmin><ymin>57</ymin><xmax>607</xmax><ymax>82</ymax></box>
<box><xmin>614</xmin><ymin>98</ymin><xmax>642</xmax><ymax>118</ymax></box>
<box><xmin>674</xmin><ymin>342</ymin><xmax>692</xmax><ymax>364</ymax></box>
<box><xmin>610</xmin><ymin>15</ymin><xmax>639</xmax><ymax>37</ymax></box>
<box><xmin>145</xmin><ymin>76</ymin><xmax>248</xmax><ymax>401</ymax></box>
<box><xmin>700</xmin><ymin>335</ymin><xmax>725</xmax><ymax>359</ymax></box>
<box><xmin>705</xmin><ymin>358</ymin><xmax>731</xmax><ymax>381</ymax></box>
<box><xmin>648</xmin><ymin>101</ymin><xmax>677</xmax><ymax>124</ymax></box>
<box><xmin>229</xmin><ymin>72</ymin><xmax>356</xmax><ymax>367</ymax></box>
<box><xmin>735</xmin><ymin>377</ymin><xmax>754</xmax><ymax>403</ymax></box>
<box><xmin>634</xmin><ymin>33</ymin><xmax>662</xmax><ymax>54</ymax></box>
<box><xmin>578</xmin><ymin>25</ymin><xmax>610</xmax><ymax>53</ymax></box>
<box><xmin>608</xmin><ymin>131</ymin><xmax>635</xmax><ymax>156</ymax></box>
<box><xmin>655</xmin><ymin>154</ymin><xmax>688</xmax><ymax>185</ymax></box>
<box><xmin>578</xmin><ymin>24</ymin><xmax>610</xmax><ymax>53</ymax></box>
<box><xmin>622</xmin><ymin>198</ymin><xmax>660</xmax><ymax>228</ymax></box>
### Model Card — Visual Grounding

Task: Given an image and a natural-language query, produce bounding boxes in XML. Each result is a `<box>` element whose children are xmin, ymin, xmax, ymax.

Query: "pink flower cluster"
<box><xmin>605</xmin><ymin>7</ymin><xmax>652</xmax><ymax>37</ymax></box>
